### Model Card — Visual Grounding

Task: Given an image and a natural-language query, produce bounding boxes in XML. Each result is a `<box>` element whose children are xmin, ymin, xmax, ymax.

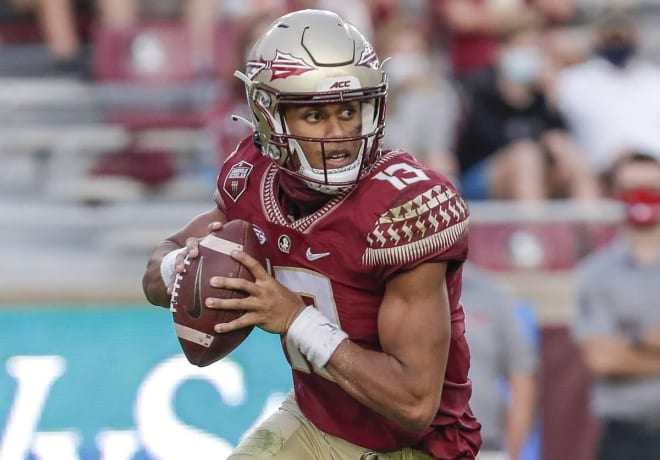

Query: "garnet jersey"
<box><xmin>215</xmin><ymin>137</ymin><xmax>481</xmax><ymax>458</ymax></box>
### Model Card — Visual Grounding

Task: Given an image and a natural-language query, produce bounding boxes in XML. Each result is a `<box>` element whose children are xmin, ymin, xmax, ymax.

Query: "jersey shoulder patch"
<box><xmin>363</xmin><ymin>184</ymin><xmax>469</xmax><ymax>266</ymax></box>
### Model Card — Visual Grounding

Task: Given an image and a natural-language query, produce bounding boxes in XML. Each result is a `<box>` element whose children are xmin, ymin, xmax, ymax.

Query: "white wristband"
<box><xmin>160</xmin><ymin>247</ymin><xmax>186</xmax><ymax>286</ymax></box>
<box><xmin>287</xmin><ymin>306</ymin><xmax>348</xmax><ymax>369</ymax></box>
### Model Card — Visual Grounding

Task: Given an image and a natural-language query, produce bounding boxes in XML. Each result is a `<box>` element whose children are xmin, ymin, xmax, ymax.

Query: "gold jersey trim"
<box><xmin>262</xmin><ymin>164</ymin><xmax>349</xmax><ymax>231</ymax></box>
<box><xmin>363</xmin><ymin>183</ymin><xmax>469</xmax><ymax>265</ymax></box>
<box><xmin>362</xmin><ymin>218</ymin><xmax>469</xmax><ymax>265</ymax></box>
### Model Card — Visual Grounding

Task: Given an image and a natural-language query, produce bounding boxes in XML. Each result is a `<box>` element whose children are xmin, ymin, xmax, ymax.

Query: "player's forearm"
<box><xmin>638</xmin><ymin>328</ymin><xmax>660</xmax><ymax>352</ymax></box>
<box><xmin>323</xmin><ymin>262</ymin><xmax>451</xmax><ymax>432</ymax></box>
<box><xmin>609</xmin><ymin>353</ymin><xmax>660</xmax><ymax>377</ymax></box>
<box><xmin>142</xmin><ymin>240</ymin><xmax>182</xmax><ymax>308</ymax></box>
<box><xmin>506</xmin><ymin>373</ymin><xmax>538</xmax><ymax>459</ymax></box>
<box><xmin>326</xmin><ymin>340</ymin><xmax>447</xmax><ymax>432</ymax></box>
<box><xmin>582</xmin><ymin>337</ymin><xmax>660</xmax><ymax>377</ymax></box>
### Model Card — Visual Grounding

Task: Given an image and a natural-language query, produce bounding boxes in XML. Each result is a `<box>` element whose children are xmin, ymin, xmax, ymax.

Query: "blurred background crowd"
<box><xmin>2</xmin><ymin>0</ymin><xmax>660</xmax><ymax>200</ymax></box>
<box><xmin>1</xmin><ymin>1</ymin><xmax>659</xmax><ymax>459</ymax></box>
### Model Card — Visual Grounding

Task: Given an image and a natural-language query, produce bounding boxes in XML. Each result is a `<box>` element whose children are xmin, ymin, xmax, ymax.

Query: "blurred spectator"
<box><xmin>532</xmin><ymin>0</ymin><xmax>577</xmax><ymax>24</ymax></box>
<box><xmin>375</xmin><ymin>17</ymin><xmax>459</xmax><ymax>179</ymax></box>
<box><xmin>454</xmin><ymin>23</ymin><xmax>600</xmax><ymax>201</ymax></box>
<box><xmin>461</xmin><ymin>262</ymin><xmax>539</xmax><ymax>459</ymax></box>
<box><xmin>96</xmin><ymin>0</ymin><xmax>219</xmax><ymax>77</ymax></box>
<box><xmin>5</xmin><ymin>0</ymin><xmax>90</xmax><ymax>76</ymax></box>
<box><xmin>572</xmin><ymin>152</ymin><xmax>660</xmax><ymax>460</ymax></box>
<box><xmin>367</xmin><ymin>0</ymin><xmax>430</xmax><ymax>26</ymax></box>
<box><xmin>533</xmin><ymin>0</ymin><xmax>591</xmax><ymax>92</ymax></box>
<box><xmin>292</xmin><ymin>0</ymin><xmax>374</xmax><ymax>40</ymax></box>
<box><xmin>555</xmin><ymin>8</ymin><xmax>660</xmax><ymax>188</ymax></box>
<box><xmin>433</xmin><ymin>0</ymin><xmax>543</xmax><ymax>80</ymax></box>
<box><xmin>540</xmin><ymin>23</ymin><xmax>592</xmax><ymax>84</ymax></box>
<box><xmin>218</xmin><ymin>0</ymin><xmax>290</xmax><ymax>27</ymax></box>
<box><xmin>206</xmin><ymin>10</ymin><xmax>280</xmax><ymax>168</ymax></box>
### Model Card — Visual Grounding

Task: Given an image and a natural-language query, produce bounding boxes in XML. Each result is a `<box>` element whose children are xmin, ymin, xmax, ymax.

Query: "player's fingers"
<box><xmin>174</xmin><ymin>252</ymin><xmax>188</xmax><ymax>274</ymax></box>
<box><xmin>205</xmin><ymin>296</ymin><xmax>246</xmax><ymax>310</ymax></box>
<box><xmin>209</xmin><ymin>276</ymin><xmax>257</xmax><ymax>296</ymax></box>
<box><xmin>208</xmin><ymin>221</ymin><xmax>224</xmax><ymax>232</ymax></box>
<box><xmin>204</xmin><ymin>297</ymin><xmax>235</xmax><ymax>310</ymax></box>
<box><xmin>230</xmin><ymin>250</ymin><xmax>268</xmax><ymax>278</ymax></box>
<box><xmin>214</xmin><ymin>313</ymin><xmax>255</xmax><ymax>333</ymax></box>
<box><xmin>184</xmin><ymin>237</ymin><xmax>201</xmax><ymax>258</ymax></box>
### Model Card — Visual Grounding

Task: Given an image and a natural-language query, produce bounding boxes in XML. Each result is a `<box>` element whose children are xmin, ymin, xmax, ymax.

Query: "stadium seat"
<box><xmin>89</xmin><ymin>20</ymin><xmax>222</xmax><ymax>195</ymax></box>
<box><xmin>469</xmin><ymin>223</ymin><xmax>579</xmax><ymax>271</ymax></box>
<box><xmin>92</xmin><ymin>21</ymin><xmax>196</xmax><ymax>83</ymax></box>
<box><xmin>212</xmin><ymin>19</ymin><xmax>241</xmax><ymax>80</ymax></box>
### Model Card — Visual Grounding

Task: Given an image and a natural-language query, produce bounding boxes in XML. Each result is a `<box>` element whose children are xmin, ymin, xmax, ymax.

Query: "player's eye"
<box><xmin>339</xmin><ymin>109</ymin><xmax>354</xmax><ymax>120</ymax></box>
<box><xmin>304</xmin><ymin>111</ymin><xmax>322</xmax><ymax>123</ymax></box>
<box><xmin>338</xmin><ymin>103</ymin><xmax>359</xmax><ymax>120</ymax></box>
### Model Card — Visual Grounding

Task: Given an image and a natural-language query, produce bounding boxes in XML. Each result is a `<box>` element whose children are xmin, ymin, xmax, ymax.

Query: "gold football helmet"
<box><xmin>234</xmin><ymin>9</ymin><xmax>387</xmax><ymax>194</ymax></box>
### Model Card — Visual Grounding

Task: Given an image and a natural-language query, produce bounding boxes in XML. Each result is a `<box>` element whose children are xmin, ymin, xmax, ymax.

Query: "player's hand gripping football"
<box><xmin>164</xmin><ymin>221</ymin><xmax>223</xmax><ymax>295</ymax></box>
<box><xmin>203</xmin><ymin>227</ymin><xmax>306</xmax><ymax>335</ymax></box>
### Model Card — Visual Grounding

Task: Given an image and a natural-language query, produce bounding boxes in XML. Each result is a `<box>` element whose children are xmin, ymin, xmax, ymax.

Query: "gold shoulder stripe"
<box><xmin>363</xmin><ymin>185</ymin><xmax>469</xmax><ymax>265</ymax></box>
<box><xmin>362</xmin><ymin>218</ymin><xmax>469</xmax><ymax>265</ymax></box>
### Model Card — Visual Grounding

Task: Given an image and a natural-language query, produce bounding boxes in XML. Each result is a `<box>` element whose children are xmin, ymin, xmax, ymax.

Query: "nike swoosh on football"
<box><xmin>306</xmin><ymin>248</ymin><xmax>331</xmax><ymax>261</ymax></box>
<box><xmin>187</xmin><ymin>256</ymin><xmax>204</xmax><ymax>319</ymax></box>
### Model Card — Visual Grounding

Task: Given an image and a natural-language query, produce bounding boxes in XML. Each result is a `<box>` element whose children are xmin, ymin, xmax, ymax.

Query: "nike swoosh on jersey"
<box><xmin>306</xmin><ymin>248</ymin><xmax>331</xmax><ymax>261</ymax></box>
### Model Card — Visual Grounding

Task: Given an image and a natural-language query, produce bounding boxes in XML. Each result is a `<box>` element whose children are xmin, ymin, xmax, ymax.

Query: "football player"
<box><xmin>142</xmin><ymin>9</ymin><xmax>481</xmax><ymax>459</ymax></box>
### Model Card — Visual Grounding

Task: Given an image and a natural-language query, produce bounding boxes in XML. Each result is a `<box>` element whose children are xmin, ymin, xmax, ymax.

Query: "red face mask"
<box><xmin>619</xmin><ymin>187</ymin><xmax>660</xmax><ymax>228</ymax></box>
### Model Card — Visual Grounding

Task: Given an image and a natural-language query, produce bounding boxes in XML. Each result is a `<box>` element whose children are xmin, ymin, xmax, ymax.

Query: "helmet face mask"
<box><xmin>236</xmin><ymin>9</ymin><xmax>387</xmax><ymax>194</ymax></box>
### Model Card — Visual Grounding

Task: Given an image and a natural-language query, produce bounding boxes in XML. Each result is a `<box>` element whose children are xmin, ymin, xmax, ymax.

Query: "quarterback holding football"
<box><xmin>142</xmin><ymin>9</ymin><xmax>481</xmax><ymax>459</ymax></box>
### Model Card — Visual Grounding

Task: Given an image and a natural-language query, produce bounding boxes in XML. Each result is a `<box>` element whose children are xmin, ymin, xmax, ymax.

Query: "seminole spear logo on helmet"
<box><xmin>356</xmin><ymin>45</ymin><xmax>379</xmax><ymax>69</ymax></box>
<box><xmin>246</xmin><ymin>51</ymin><xmax>315</xmax><ymax>81</ymax></box>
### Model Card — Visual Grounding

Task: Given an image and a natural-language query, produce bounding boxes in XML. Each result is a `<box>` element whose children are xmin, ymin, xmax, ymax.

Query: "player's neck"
<box><xmin>628</xmin><ymin>227</ymin><xmax>660</xmax><ymax>266</ymax></box>
<box><xmin>278</xmin><ymin>177</ymin><xmax>331</xmax><ymax>220</ymax></box>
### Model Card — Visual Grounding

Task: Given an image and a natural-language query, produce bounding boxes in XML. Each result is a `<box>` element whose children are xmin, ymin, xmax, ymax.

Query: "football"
<box><xmin>170</xmin><ymin>219</ymin><xmax>266</xmax><ymax>367</ymax></box>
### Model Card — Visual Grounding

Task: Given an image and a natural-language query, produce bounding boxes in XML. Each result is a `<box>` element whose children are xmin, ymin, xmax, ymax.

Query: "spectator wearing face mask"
<box><xmin>434</xmin><ymin>0</ymin><xmax>579</xmax><ymax>80</ymax></box>
<box><xmin>375</xmin><ymin>17</ymin><xmax>460</xmax><ymax>179</ymax></box>
<box><xmin>572</xmin><ymin>152</ymin><xmax>660</xmax><ymax>460</ymax></box>
<box><xmin>555</xmin><ymin>8</ymin><xmax>660</xmax><ymax>189</ymax></box>
<box><xmin>453</xmin><ymin>22</ymin><xmax>600</xmax><ymax>201</ymax></box>
<box><xmin>433</xmin><ymin>0</ymin><xmax>542</xmax><ymax>80</ymax></box>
